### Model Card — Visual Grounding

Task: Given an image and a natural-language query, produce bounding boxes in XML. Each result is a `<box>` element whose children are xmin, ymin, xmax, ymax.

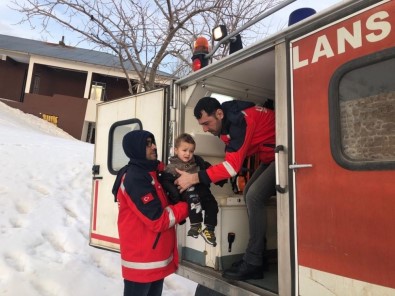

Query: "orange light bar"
<box><xmin>193</xmin><ymin>36</ymin><xmax>209</xmax><ymax>54</ymax></box>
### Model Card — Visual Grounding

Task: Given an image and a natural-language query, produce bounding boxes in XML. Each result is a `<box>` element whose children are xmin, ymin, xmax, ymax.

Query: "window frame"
<box><xmin>329</xmin><ymin>47</ymin><xmax>395</xmax><ymax>171</ymax></box>
<box><xmin>107</xmin><ymin>119</ymin><xmax>142</xmax><ymax>175</ymax></box>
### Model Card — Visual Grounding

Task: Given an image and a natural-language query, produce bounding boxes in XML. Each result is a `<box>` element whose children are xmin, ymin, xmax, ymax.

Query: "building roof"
<box><xmin>0</xmin><ymin>34</ymin><xmax>171</xmax><ymax>77</ymax></box>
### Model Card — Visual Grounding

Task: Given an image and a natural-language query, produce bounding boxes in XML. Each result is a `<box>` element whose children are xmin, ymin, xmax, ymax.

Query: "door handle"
<box><xmin>275</xmin><ymin>145</ymin><xmax>287</xmax><ymax>194</ymax></box>
<box><xmin>289</xmin><ymin>163</ymin><xmax>313</xmax><ymax>170</ymax></box>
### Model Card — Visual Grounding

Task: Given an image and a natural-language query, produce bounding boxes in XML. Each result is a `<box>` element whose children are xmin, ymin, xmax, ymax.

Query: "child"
<box><xmin>161</xmin><ymin>133</ymin><xmax>219</xmax><ymax>246</ymax></box>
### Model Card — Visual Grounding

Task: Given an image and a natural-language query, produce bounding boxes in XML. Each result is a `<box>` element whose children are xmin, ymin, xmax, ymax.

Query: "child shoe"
<box><xmin>187</xmin><ymin>223</ymin><xmax>201</xmax><ymax>238</ymax></box>
<box><xmin>200</xmin><ymin>227</ymin><xmax>217</xmax><ymax>246</ymax></box>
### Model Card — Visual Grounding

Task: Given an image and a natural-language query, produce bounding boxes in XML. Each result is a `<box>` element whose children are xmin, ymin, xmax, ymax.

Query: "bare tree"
<box><xmin>10</xmin><ymin>0</ymin><xmax>285</xmax><ymax>92</ymax></box>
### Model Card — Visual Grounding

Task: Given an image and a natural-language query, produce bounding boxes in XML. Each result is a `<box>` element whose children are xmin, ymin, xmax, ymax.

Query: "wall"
<box><xmin>4</xmin><ymin>93</ymin><xmax>87</xmax><ymax>140</ymax></box>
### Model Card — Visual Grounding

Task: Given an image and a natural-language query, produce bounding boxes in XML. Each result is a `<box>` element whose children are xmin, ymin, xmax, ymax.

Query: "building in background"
<box><xmin>0</xmin><ymin>34</ymin><xmax>172</xmax><ymax>142</ymax></box>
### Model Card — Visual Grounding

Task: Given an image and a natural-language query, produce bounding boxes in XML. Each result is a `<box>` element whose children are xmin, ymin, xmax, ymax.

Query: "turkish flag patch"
<box><xmin>141</xmin><ymin>193</ymin><xmax>154</xmax><ymax>204</ymax></box>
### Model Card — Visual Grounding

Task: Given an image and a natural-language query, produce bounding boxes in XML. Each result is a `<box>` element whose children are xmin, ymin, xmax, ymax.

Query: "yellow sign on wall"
<box><xmin>42</xmin><ymin>114</ymin><xmax>59</xmax><ymax>126</ymax></box>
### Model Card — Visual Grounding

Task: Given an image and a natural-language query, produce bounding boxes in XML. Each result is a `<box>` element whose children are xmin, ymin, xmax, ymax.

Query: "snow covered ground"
<box><xmin>0</xmin><ymin>102</ymin><xmax>197</xmax><ymax>295</ymax></box>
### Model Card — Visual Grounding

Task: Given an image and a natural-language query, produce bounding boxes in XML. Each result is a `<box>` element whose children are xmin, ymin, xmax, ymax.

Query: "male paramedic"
<box><xmin>112</xmin><ymin>130</ymin><xmax>188</xmax><ymax>295</ymax></box>
<box><xmin>174</xmin><ymin>96</ymin><xmax>276</xmax><ymax>281</ymax></box>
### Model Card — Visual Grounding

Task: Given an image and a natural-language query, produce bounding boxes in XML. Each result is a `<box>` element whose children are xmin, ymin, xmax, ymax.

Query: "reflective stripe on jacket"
<box><xmin>117</xmin><ymin>165</ymin><xmax>188</xmax><ymax>283</ymax></box>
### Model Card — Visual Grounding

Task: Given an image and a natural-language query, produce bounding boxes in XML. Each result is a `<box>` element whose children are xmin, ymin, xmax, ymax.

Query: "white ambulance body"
<box><xmin>90</xmin><ymin>0</ymin><xmax>395</xmax><ymax>295</ymax></box>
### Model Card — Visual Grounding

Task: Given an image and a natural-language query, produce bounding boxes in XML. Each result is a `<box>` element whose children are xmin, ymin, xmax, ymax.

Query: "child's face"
<box><xmin>174</xmin><ymin>141</ymin><xmax>195</xmax><ymax>162</ymax></box>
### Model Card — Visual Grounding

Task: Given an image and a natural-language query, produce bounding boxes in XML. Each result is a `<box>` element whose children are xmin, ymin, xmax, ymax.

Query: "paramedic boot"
<box><xmin>200</xmin><ymin>226</ymin><xmax>217</xmax><ymax>246</ymax></box>
<box><xmin>222</xmin><ymin>260</ymin><xmax>263</xmax><ymax>281</ymax></box>
<box><xmin>187</xmin><ymin>223</ymin><xmax>201</xmax><ymax>238</ymax></box>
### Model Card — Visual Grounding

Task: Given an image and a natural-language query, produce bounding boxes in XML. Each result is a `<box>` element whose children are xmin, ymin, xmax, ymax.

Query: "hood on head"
<box><xmin>122</xmin><ymin>130</ymin><xmax>155</xmax><ymax>160</ymax></box>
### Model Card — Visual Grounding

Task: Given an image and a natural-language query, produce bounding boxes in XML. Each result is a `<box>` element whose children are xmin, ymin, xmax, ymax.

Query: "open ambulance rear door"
<box><xmin>89</xmin><ymin>88</ymin><xmax>170</xmax><ymax>251</ymax></box>
<box><xmin>290</xmin><ymin>0</ymin><xmax>395</xmax><ymax>294</ymax></box>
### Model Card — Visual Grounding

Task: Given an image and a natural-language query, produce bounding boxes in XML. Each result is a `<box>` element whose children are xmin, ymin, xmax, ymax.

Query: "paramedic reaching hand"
<box><xmin>112</xmin><ymin>130</ymin><xmax>188</xmax><ymax>296</ymax></box>
<box><xmin>175</xmin><ymin>97</ymin><xmax>276</xmax><ymax>281</ymax></box>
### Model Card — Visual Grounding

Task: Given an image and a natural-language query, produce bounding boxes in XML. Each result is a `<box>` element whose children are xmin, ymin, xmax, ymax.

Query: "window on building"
<box><xmin>90</xmin><ymin>81</ymin><xmax>106</xmax><ymax>101</ymax></box>
<box><xmin>329</xmin><ymin>48</ymin><xmax>395</xmax><ymax>170</ymax></box>
<box><xmin>86</xmin><ymin>122</ymin><xmax>95</xmax><ymax>144</ymax></box>
<box><xmin>33</xmin><ymin>75</ymin><xmax>40</xmax><ymax>94</ymax></box>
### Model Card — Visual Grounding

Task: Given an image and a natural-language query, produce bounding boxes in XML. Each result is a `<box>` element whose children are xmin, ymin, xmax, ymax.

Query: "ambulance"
<box><xmin>89</xmin><ymin>0</ymin><xmax>395</xmax><ymax>295</ymax></box>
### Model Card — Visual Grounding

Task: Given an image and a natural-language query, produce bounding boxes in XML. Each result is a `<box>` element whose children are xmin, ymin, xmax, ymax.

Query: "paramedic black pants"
<box><xmin>243</xmin><ymin>161</ymin><xmax>276</xmax><ymax>266</ymax></box>
<box><xmin>123</xmin><ymin>278</ymin><xmax>164</xmax><ymax>296</ymax></box>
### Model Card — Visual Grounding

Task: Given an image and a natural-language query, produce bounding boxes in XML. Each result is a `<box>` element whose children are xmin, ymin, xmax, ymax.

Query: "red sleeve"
<box><xmin>119</xmin><ymin>176</ymin><xmax>188</xmax><ymax>233</ymax></box>
<box><xmin>121</xmin><ymin>191</ymin><xmax>188</xmax><ymax>232</ymax></box>
<box><xmin>204</xmin><ymin>118</ymin><xmax>256</xmax><ymax>184</ymax></box>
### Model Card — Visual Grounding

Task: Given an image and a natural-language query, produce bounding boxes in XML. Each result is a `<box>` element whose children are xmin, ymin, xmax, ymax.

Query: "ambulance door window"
<box><xmin>329</xmin><ymin>47</ymin><xmax>395</xmax><ymax>170</ymax></box>
<box><xmin>108</xmin><ymin>119</ymin><xmax>142</xmax><ymax>174</ymax></box>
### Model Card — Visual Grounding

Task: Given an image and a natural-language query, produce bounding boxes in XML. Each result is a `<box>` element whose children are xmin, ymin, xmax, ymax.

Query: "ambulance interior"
<box><xmin>178</xmin><ymin>46</ymin><xmax>279</xmax><ymax>293</ymax></box>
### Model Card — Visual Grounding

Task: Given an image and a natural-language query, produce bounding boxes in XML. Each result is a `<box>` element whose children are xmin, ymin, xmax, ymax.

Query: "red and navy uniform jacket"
<box><xmin>116</xmin><ymin>161</ymin><xmax>189</xmax><ymax>283</ymax></box>
<box><xmin>198</xmin><ymin>100</ymin><xmax>275</xmax><ymax>185</ymax></box>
